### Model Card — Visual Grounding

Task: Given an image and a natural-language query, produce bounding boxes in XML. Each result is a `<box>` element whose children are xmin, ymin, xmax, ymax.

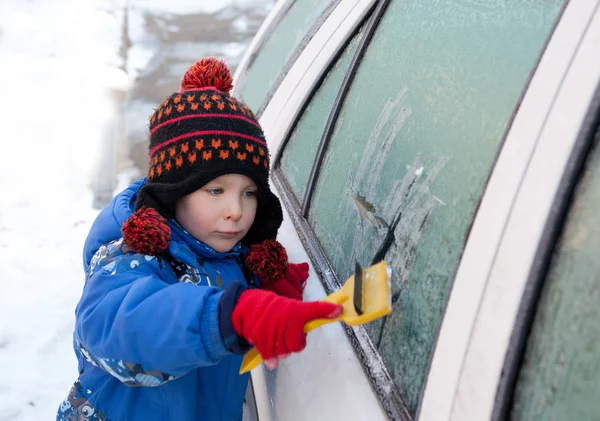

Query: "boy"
<box><xmin>57</xmin><ymin>58</ymin><xmax>342</xmax><ymax>421</ymax></box>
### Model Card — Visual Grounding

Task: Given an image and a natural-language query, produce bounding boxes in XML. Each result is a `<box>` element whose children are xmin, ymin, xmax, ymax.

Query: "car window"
<box><xmin>303</xmin><ymin>0</ymin><xmax>566</xmax><ymax>413</ymax></box>
<box><xmin>236</xmin><ymin>0</ymin><xmax>340</xmax><ymax>114</ymax></box>
<box><xmin>278</xmin><ymin>32</ymin><xmax>362</xmax><ymax>202</ymax></box>
<box><xmin>510</xmin><ymin>128</ymin><xmax>600</xmax><ymax>421</ymax></box>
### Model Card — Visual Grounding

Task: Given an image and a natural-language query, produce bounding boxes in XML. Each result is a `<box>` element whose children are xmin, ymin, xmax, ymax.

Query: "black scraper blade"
<box><xmin>353</xmin><ymin>260</ymin><xmax>364</xmax><ymax>315</ymax></box>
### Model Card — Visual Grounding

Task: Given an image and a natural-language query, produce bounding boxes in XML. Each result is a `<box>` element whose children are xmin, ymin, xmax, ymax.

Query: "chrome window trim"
<box><xmin>418</xmin><ymin>1</ymin><xmax>599</xmax><ymax>420</ymax></box>
<box><xmin>449</xmin><ymin>2</ymin><xmax>600</xmax><ymax>420</ymax></box>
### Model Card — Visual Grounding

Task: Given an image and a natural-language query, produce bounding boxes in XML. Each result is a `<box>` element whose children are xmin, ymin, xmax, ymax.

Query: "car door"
<box><xmin>233</xmin><ymin>0</ymin><xmax>591</xmax><ymax>420</ymax></box>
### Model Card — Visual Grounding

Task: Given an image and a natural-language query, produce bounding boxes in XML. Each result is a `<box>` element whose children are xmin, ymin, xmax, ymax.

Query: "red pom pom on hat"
<box><xmin>180</xmin><ymin>58</ymin><xmax>233</xmax><ymax>93</ymax></box>
<box><xmin>122</xmin><ymin>208</ymin><xmax>171</xmax><ymax>255</ymax></box>
<box><xmin>245</xmin><ymin>239</ymin><xmax>288</xmax><ymax>286</ymax></box>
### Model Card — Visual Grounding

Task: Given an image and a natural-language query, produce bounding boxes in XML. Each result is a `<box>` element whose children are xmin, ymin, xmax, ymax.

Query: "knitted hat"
<box><xmin>122</xmin><ymin>58</ymin><xmax>283</xmax><ymax>255</ymax></box>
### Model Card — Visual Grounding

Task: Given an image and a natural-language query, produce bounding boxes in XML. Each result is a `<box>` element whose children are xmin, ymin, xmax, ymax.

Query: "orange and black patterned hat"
<box><xmin>126</xmin><ymin>58</ymin><xmax>282</xmax><ymax>252</ymax></box>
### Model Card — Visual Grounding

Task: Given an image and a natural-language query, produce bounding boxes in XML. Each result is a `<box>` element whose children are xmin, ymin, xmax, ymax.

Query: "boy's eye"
<box><xmin>207</xmin><ymin>188</ymin><xmax>223</xmax><ymax>195</ymax></box>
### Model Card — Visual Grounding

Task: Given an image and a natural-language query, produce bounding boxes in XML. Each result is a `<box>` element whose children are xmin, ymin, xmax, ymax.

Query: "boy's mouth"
<box><xmin>217</xmin><ymin>231</ymin><xmax>242</xmax><ymax>238</ymax></box>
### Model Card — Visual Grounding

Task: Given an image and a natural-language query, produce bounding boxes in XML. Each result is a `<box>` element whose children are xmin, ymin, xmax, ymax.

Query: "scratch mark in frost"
<box><xmin>433</xmin><ymin>196</ymin><xmax>446</xmax><ymax>206</ymax></box>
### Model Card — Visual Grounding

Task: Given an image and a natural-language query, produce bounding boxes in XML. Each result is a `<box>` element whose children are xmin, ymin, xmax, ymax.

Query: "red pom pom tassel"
<box><xmin>180</xmin><ymin>58</ymin><xmax>233</xmax><ymax>94</ymax></box>
<box><xmin>122</xmin><ymin>208</ymin><xmax>171</xmax><ymax>255</ymax></box>
<box><xmin>245</xmin><ymin>239</ymin><xmax>288</xmax><ymax>286</ymax></box>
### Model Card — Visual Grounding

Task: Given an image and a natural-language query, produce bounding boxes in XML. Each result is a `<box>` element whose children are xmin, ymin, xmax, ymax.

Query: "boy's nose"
<box><xmin>224</xmin><ymin>199</ymin><xmax>243</xmax><ymax>221</ymax></box>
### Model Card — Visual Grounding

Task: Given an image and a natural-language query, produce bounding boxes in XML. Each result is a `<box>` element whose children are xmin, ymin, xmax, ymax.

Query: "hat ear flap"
<box><xmin>244</xmin><ymin>190</ymin><xmax>283</xmax><ymax>246</ymax></box>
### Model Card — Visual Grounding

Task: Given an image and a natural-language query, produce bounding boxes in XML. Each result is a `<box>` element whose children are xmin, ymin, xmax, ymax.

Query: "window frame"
<box><xmin>232</xmin><ymin>0</ymin><xmax>343</xmax><ymax>118</ymax></box>
<box><xmin>425</xmin><ymin>2</ymin><xmax>600</xmax><ymax>420</ymax></box>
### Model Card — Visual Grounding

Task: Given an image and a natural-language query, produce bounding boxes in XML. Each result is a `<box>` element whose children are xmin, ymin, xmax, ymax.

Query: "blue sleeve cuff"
<box><xmin>218</xmin><ymin>281</ymin><xmax>252</xmax><ymax>355</ymax></box>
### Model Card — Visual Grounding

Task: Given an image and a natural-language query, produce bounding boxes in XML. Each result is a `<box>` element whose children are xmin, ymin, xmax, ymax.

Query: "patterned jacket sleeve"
<box><xmin>74</xmin><ymin>240</ymin><xmax>231</xmax><ymax>386</ymax></box>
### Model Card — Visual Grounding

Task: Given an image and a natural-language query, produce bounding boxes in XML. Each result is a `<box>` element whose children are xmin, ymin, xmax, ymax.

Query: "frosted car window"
<box><xmin>307</xmin><ymin>0</ymin><xmax>565</xmax><ymax>413</ymax></box>
<box><xmin>279</xmin><ymin>33</ymin><xmax>361</xmax><ymax>201</ymax></box>
<box><xmin>236</xmin><ymin>0</ymin><xmax>339</xmax><ymax>114</ymax></box>
<box><xmin>510</xmin><ymin>130</ymin><xmax>600</xmax><ymax>421</ymax></box>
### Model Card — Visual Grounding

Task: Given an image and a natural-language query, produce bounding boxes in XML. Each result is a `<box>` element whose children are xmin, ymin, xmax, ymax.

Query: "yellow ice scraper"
<box><xmin>239</xmin><ymin>260</ymin><xmax>392</xmax><ymax>374</ymax></box>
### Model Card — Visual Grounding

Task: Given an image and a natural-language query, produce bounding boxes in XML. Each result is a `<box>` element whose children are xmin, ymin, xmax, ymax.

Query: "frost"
<box><xmin>433</xmin><ymin>196</ymin><xmax>446</xmax><ymax>206</ymax></box>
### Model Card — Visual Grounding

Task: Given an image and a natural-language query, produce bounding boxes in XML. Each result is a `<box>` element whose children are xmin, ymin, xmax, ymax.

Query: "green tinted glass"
<box><xmin>307</xmin><ymin>0</ymin><xmax>565</xmax><ymax>413</ymax></box>
<box><xmin>510</xmin><ymin>130</ymin><xmax>600</xmax><ymax>421</ymax></box>
<box><xmin>279</xmin><ymin>33</ymin><xmax>361</xmax><ymax>200</ymax></box>
<box><xmin>237</xmin><ymin>0</ymin><xmax>338</xmax><ymax>113</ymax></box>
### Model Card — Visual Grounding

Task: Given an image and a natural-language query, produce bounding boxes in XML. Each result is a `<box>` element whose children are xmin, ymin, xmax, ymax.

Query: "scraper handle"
<box><xmin>238</xmin><ymin>261</ymin><xmax>391</xmax><ymax>374</ymax></box>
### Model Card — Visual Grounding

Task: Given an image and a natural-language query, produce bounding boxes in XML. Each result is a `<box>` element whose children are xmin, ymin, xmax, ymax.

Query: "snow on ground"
<box><xmin>0</xmin><ymin>0</ymin><xmax>270</xmax><ymax>419</ymax></box>
<box><xmin>0</xmin><ymin>1</ymin><xmax>117</xmax><ymax>418</ymax></box>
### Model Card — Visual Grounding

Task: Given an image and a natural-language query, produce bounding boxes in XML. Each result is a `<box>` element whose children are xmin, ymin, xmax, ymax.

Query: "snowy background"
<box><xmin>0</xmin><ymin>0</ymin><xmax>272</xmax><ymax>419</ymax></box>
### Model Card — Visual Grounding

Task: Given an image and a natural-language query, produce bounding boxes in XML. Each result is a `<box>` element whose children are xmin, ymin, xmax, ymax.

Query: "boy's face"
<box><xmin>175</xmin><ymin>174</ymin><xmax>258</xmax><ymax>252</ymax></box>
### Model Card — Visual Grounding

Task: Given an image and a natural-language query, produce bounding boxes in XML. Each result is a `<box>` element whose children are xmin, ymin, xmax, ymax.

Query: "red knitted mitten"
<box><xmin>231</xmin><ymin>289</ymin><xmax>342</xmax><ymax>369</ymax></box>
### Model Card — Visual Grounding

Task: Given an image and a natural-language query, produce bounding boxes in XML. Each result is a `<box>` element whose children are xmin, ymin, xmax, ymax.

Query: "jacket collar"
<box><xmin>167</xmin><ymin>220</ymin><xmax>247</xmax><ymax>268</ymax></box>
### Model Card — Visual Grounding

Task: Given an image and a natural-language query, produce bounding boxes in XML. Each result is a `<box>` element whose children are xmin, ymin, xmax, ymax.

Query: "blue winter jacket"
<box><xmin>57</xmin><ymin>179</ymin><xmax>253</xmax><ymax>421</ymax></box>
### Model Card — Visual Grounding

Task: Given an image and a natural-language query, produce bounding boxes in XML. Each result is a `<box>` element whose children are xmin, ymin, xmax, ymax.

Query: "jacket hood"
<box><xmin>83</xmin><ymin>178</ymin><xmax>145</xmax><ymax>270</ymax></box>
